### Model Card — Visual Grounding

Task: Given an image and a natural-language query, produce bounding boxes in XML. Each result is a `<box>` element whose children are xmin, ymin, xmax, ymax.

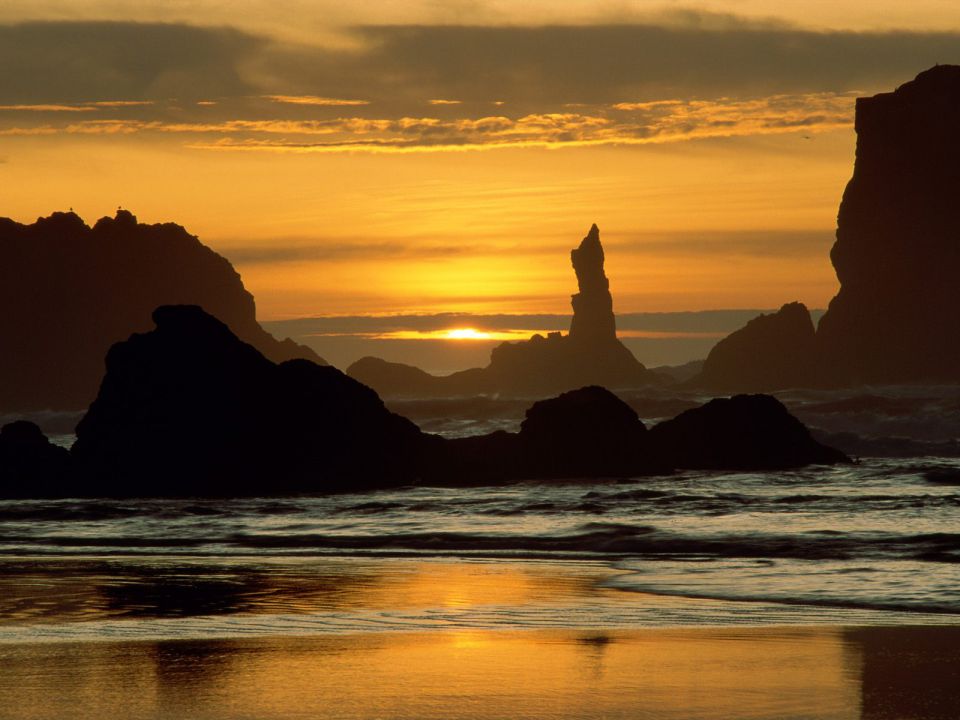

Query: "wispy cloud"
<box><xmin>85</xmin><ymin>100</ymin><xmax>154</xmax><ymax>107</ymax></box>
<box><xmin>221</xmin><ymin>239</ymin><xmax>488</xmax><ymax>264</ymax></box>
<box><xmin>0</xmin><ymin>104</ymin><xmax>95</xmax><ymax>112</ymax></box>
<box><xmin>264</xmin><ymin>94</ymin><xmax>369</xmax><ymax>106</ymax></box>
<box><xmin>188</xmin><ymin>93</ymin><xmax>854</xmax><ymax>153</ymax></box>
<box><xmin>13</xmin><ymin>92</ymin><xmax>852</xmax><ymax>152</ymax></box>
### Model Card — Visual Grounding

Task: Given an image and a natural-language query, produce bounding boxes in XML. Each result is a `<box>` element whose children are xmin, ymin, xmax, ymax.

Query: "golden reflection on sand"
<box><xmin>0</xmin><ymin>560</ymin><xmax>958</xmax><ymax>719</ymax></box>
<box><xmin>0</xmin><ymin>628</ymin><xmax>866</xmax><ymax>720</ymax></box>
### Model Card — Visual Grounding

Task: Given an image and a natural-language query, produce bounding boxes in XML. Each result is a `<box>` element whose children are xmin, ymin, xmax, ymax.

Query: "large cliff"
<box><xmin>0</xmin><ymin>210</ymin><xmax>323</xmax><ymax>411</ymax></box>
<box><xmin>691</xmin><ymin>66</ymin><xmax>960</xmax><ymax>391</ymax></box>
<box><xmin>348</xmin><ymin>224</ymin><xmax>659</xmax><ymax>397</ymax></box>
<box><xmin>816</xmin><ymin>65</ymin><xmax>960</xmax><ymax>385</ymax></box>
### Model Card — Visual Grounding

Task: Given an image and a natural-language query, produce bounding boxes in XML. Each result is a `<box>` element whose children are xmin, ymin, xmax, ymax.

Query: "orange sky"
<box><xmin>2</xmin><ymin>2</ymin><xmax>959</xmax><ymax>319</ymax></box>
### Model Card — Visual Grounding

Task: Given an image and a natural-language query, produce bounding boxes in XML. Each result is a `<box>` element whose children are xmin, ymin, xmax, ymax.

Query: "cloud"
<box><xmin>608</xmin><ymin>229</ymin><xmax>837</xmax><ymax>259</ymax></box>
<box><xmin>182</xmin><ymin>94</ymin><xmax>854</xmax><ymax>153</ymax></box>
<box><xmin>0</xmin><ymin>21</ymin><xmax>258</xmax><ymax>104</ymax></box>
<box><xmin>0</xmin><ymin>104</ymin><xmax>95</xmax><ymax>112</ymax></box>
<box><xmin>2</xmin><ymin>19</ymin><xmax>960</xmax><ymax>110</ymax></box>
<box><xmin>269</xmin><ymin>23</ymin><xmax>960</xmax><ymax>110</ymax></box>
<box><xmin>4</xmin><ymin>92</ymin><xmax>852</xmax><ymax>151</ymax></box>
<box><xmin>1</xmin><ymin>17</ymin><xmax>958</xmax><ymax>152</ymax></box>
<box><xmin>264</xmin><ymin>95</ymin><xmax>369</xmax><ymax>106</ymax></box>
<box><xmin>219</xmin><ymin>229</ymin><xmax>833</xmax><ymax>268</ymax></box>
<box><xmin>220</xmin><ymin>239</ymin><xmax>489</xmax><ymax>265</ymax></box>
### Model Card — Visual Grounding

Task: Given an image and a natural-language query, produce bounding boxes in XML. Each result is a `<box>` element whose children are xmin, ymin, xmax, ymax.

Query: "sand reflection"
<box><xmin>4</xmin><ymin>627</ymin><xmax>954</xmax><ymax>719</ymax></box>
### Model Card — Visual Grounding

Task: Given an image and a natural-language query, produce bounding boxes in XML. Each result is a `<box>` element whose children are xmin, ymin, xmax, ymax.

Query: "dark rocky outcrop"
<box><xmin>691</xmin><ymin>302</ymin><xmax>816</xmax><ymax>392</ymax></box>
<box><xmin>689</xmin><ymin>66</ymin><xmax>960</xmax><ymax>391</ymax></box>
<box><xmin>816</xmin><ymin>65</ymin><xmax>960</xmax><ymax>385</ymax></box>
<box><xmin>649</xmin><ymin>394</ymin><xmax>849</xmax><ymax>470</ymax></box>
<box><xmin>71</xmin><ymin>305</ymin><xmax>429</xmax><ymax>496</ymax></box>
<box><xmin>0</xmin><ymin>210</ymin><xmax>323</xmax><ymax>412</ymax></box>
<box><xmin>424</xmin><ymin>388</ymin><xmax>844</xmax><ymax>484</ymax></box>
<box><xmin>0</xmin><ymin>421</ymin><xmax>72</xmax><ymax>497</ymax></box>
<box><xmin>3</xmin><ymin>308</ymin><xmax>845</xmax><ymax>497</ymax></box>
<box><xmin>348</xmin><ymin>224</ymin><xmax>660</xmax><ymax>397</ymax></box>
<box><xmin>425</xmin><ymin>386</ymin><xmax>667</xmax><ymax>483</ymax></box>
<box><xmin>518</xmin><ymin>386</ymin><xmax>657</xmax><ymax>478</ymax></box>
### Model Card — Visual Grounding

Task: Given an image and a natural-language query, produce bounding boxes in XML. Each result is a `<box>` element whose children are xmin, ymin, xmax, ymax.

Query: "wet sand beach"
<box><xmin>1</xmin><ymin>625</ymin><xmax>958</xmax><ymax>720</ymax></box>
<box><xmin>0</xmin><ymin>557</ymin><xmax>957</xmax><ymax>720</ymax></box>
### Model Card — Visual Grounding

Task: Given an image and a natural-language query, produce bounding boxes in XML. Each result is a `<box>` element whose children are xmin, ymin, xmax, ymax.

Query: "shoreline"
<box><xmin>0</xmin><ymin>555</ymin><xmax>957</xmax><ymax>645</ymax></box>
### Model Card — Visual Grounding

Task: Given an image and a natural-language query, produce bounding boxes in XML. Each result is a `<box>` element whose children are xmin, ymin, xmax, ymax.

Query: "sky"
<box><xmin>2</xmin><ymin>1</ymin><xmax>960</xmax><ymax>357</ymax></box>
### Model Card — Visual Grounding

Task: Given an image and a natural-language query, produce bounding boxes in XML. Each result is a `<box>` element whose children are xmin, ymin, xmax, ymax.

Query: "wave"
<box><xmin>4</xmin><ymin>523</ymin><xmax>957</xmax><ymax>564</ymax></box>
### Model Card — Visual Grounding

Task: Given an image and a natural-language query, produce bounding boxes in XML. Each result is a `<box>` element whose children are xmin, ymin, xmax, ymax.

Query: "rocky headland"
<box><xmin>0</xmin><ymin>210</ymin><xmax>322</xmax><ymax>412</ymax></box>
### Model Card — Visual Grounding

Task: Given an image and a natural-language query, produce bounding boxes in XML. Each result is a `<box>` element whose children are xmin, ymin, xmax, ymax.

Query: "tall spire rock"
<box><xmin>569</xmin><ymin>224</ymin><xmax>617</xmax><ymax>343</ymax></box>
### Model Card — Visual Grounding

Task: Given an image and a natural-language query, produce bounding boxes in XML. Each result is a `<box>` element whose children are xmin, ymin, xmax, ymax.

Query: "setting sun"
<box><xmin>444</xmin><ymin>328</ymin><xmax>493</xmax><ymax>340</ymax></box>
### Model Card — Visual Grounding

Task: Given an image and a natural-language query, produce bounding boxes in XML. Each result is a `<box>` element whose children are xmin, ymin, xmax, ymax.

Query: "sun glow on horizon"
<box><xmin>443</xmin><ymin>327</ymin><xmax>493</xmax><ymax>340</ymax></box>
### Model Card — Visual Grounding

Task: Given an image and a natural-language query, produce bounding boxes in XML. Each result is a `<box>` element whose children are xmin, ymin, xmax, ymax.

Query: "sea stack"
<box><xmin>816</xmin><ymin>65</ymin><xmax>960</xmax><ymax>385</ymax></box>
<box><xmin>692</xmin><ymin>302</ymin><xmax>816</xmax><ymax>392</ymax></box>
<box><xmin>348</xmin><ymin>223</ymin><xmax>660</xmax><ymax>397</ymax></box>
<box><xmin>569</xmin><ymin>224</ymin><xmax>616</xmax><ymax>344</ymax></box>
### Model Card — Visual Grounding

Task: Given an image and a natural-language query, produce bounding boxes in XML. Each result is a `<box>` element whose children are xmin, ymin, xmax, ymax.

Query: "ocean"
<box><xmin>1</xmin><ymin>393</ymin><xmax>958</xmax><ymax>719</ymax></box>
<box><xmin>1</xmin><ymin>456</ymin><xmax>958</xmax><ymax>641</ymax></box>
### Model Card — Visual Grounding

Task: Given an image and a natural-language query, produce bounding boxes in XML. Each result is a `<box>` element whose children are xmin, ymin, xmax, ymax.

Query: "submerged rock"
<box><xmin>0</xmin><ymin>210</ymin><xmax>322</xmax><ymax>412</ymax></box>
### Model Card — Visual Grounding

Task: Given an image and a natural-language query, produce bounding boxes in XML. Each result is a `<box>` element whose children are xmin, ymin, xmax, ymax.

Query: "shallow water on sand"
<box><xmin>1</xmin><ymin>457</ymin><xmax>958</xmax><ymax>615</ymax></box>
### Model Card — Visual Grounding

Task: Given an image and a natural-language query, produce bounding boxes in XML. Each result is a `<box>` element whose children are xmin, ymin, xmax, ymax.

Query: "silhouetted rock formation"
<box><xmin>426</xmin><ymin>388</ymin><xmax>843</xmax><ymax>484</ymax></box>
<box><xmin>426</xmin><ymin>386</ymin><xmax>664</xmax><ymax>483</ymax></box>
<box><xmin>689</xmin><ymin>66</ymin><xmax>960</xmax><ymax>391</ymax></box>
<box><xmin>817</xmin><ymin>65</ymin><xmax>960</xmax><ymax>385</ymax></box>
<box><xmin>0</xmin><ymin>210</ymin><xmax>323</xmax><ymax>412</ymax></box>
<box><xmin>569</xmin><ymin>224</ymin><xmax>617</xmax><ymax>343</ymax></box>
<box><xmin>649</xmin><ymin>394</ymin><xmax>849</xmax><ymax>470</ymax></box>
<box><xmin>692</xmin><ymin>302</ymin><xmax>816</xmax><ymax>392</ymax></box>
<box><xmin>0</xmin><ymin>421</ymin><xmax>72</xmax><ymax>497</ymax></box>
<box><xmin>72</xmin><ymin>306</ymin><xmax>428</xmax><ymax>496</ymax></box>
<box><xmin>348</xmin><ymin>224</ymin><xmax>660</xmax><ymax>397</ymax></box>
<box><xmin>518</xmin><ymin>386</ymin><xmax>657</xmax><ymax>478</ymax></box>
<box><xmin>348</xmin><ymin>356</ymin><xmax>485</xmax><ymax>397</ymax></box>
<box><xmin>2</xmin><ymin>307</ymin><xmax>844</xmax><ymax>497</ymax></box>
